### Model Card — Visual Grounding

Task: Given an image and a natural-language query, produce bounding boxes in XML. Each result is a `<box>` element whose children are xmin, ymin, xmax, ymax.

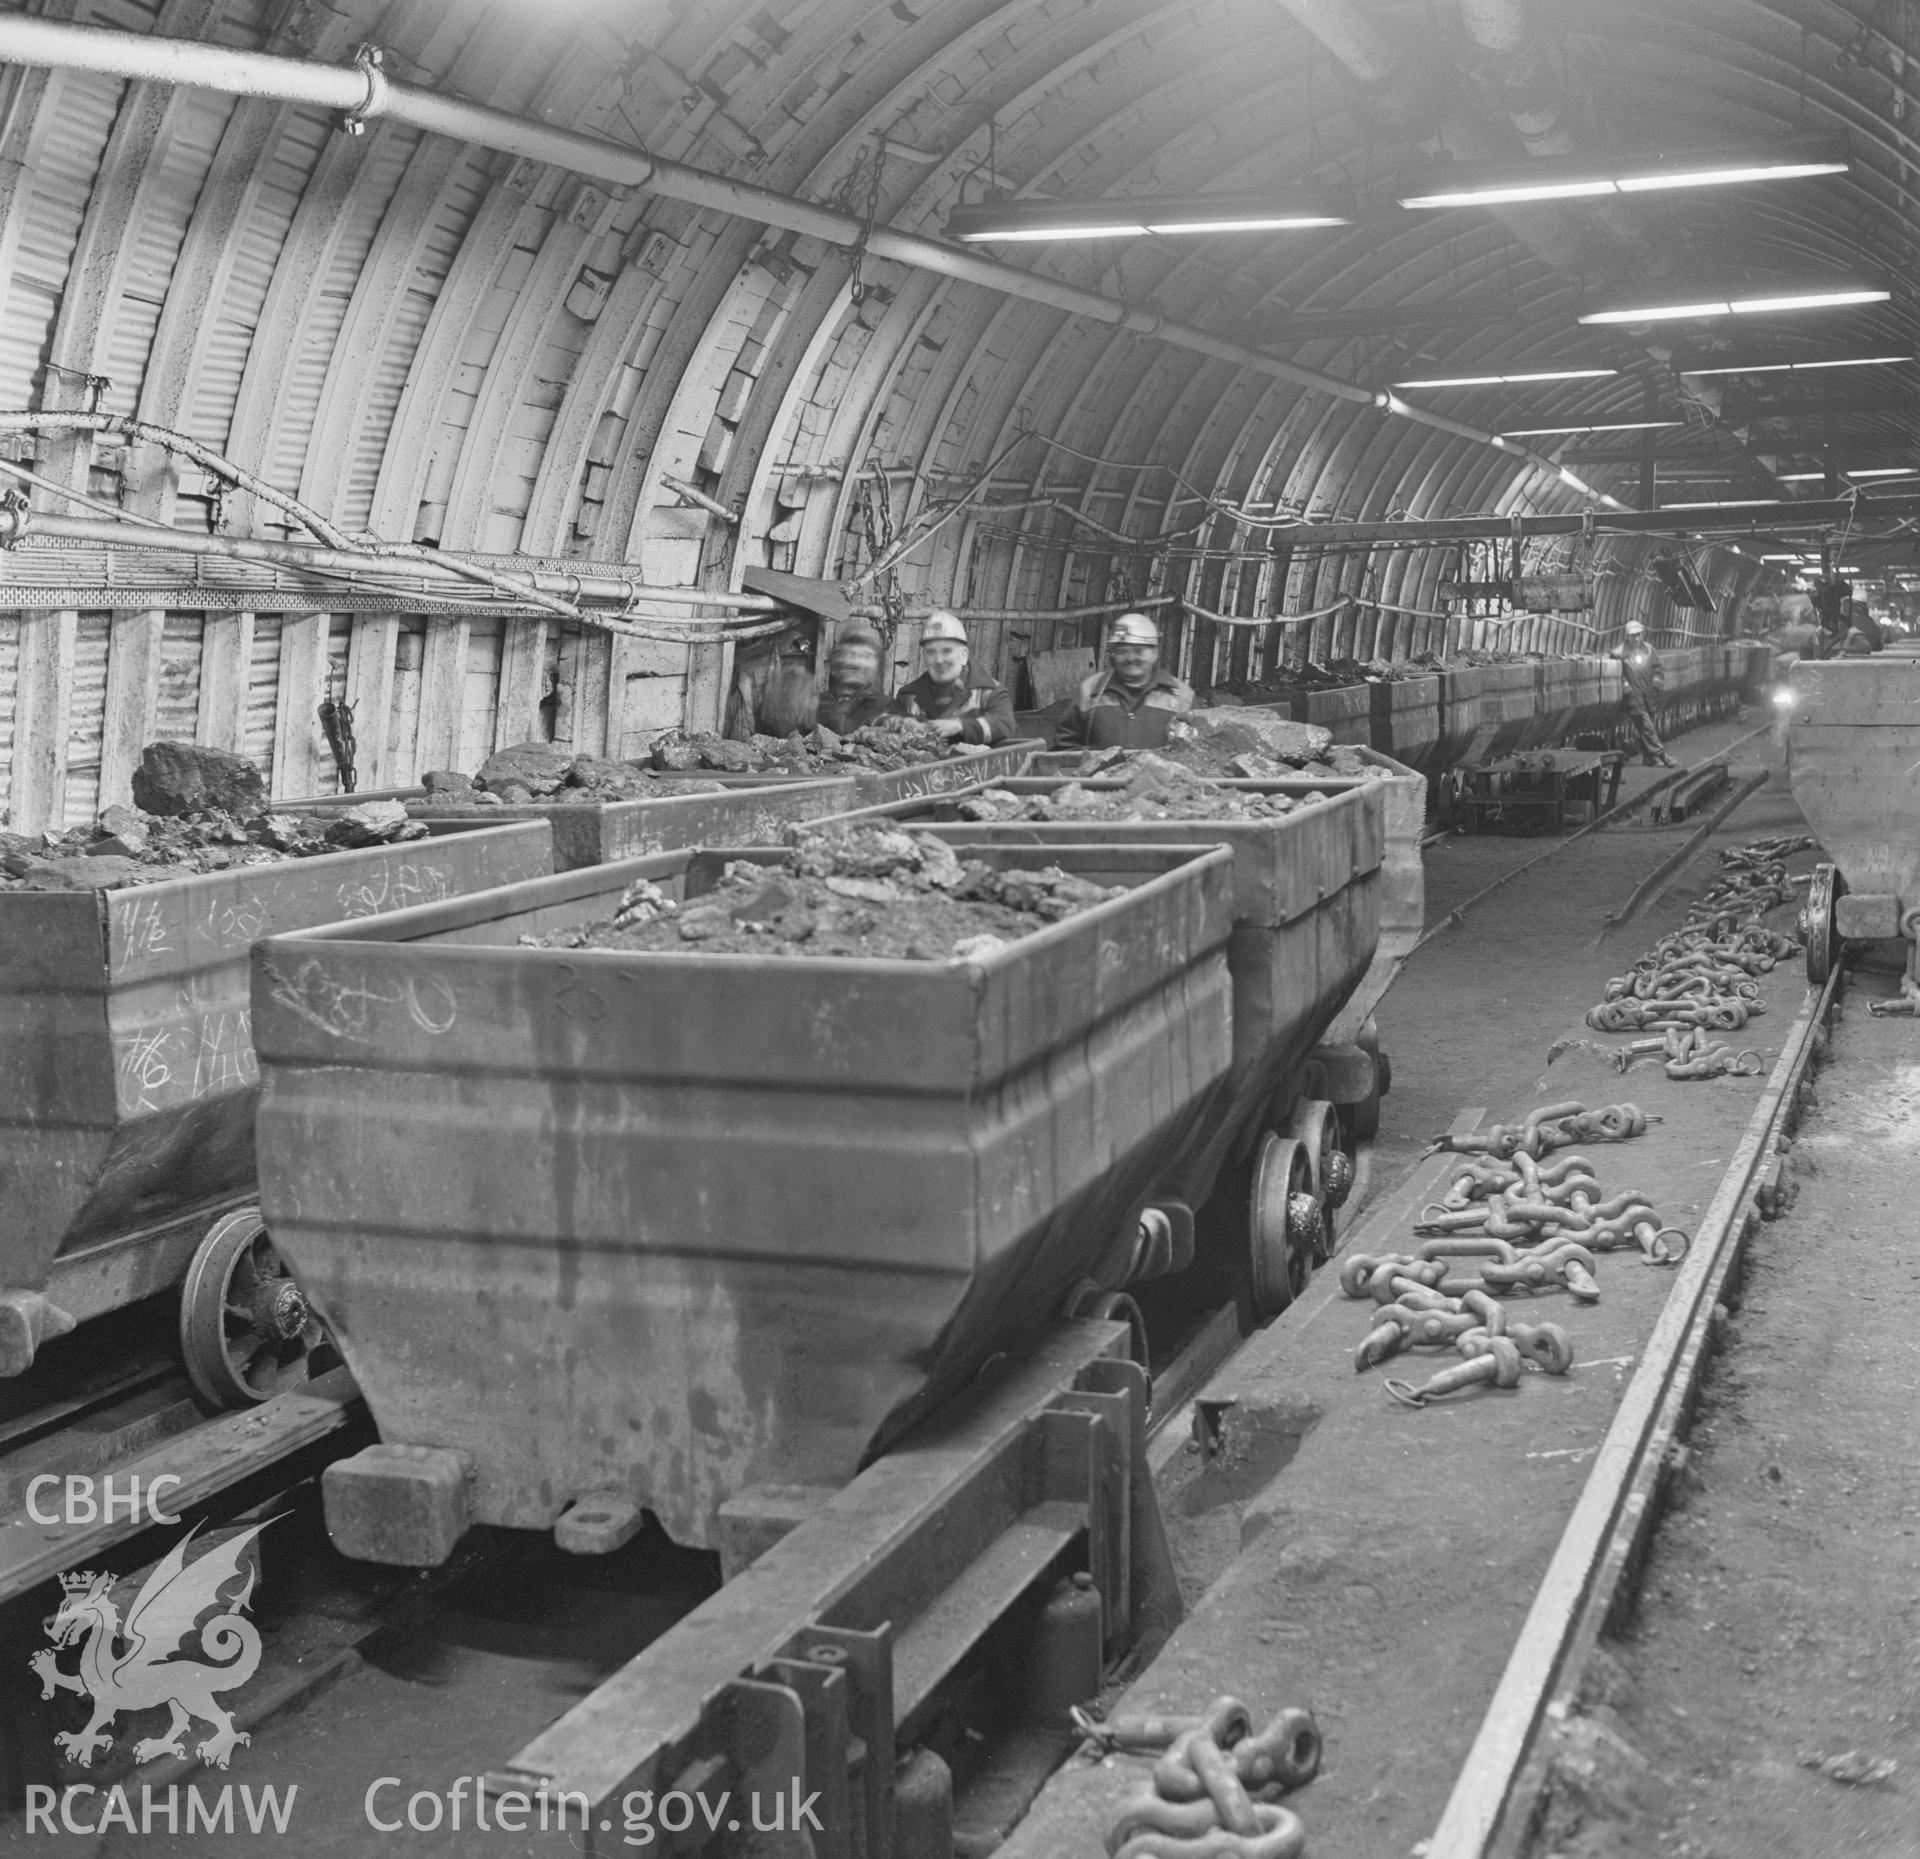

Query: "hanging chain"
<box><xmin>317</xmin><ymin>663</ymin><xmax>358</xmax><ymax>795</ymax></box>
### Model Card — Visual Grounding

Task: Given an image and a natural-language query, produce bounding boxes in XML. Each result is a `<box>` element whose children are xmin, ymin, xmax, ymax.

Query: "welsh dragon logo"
<box><xmin>30</xmin><ymin>1522</ymin><xmax>269</xmax><ymax>1770</ymax></box>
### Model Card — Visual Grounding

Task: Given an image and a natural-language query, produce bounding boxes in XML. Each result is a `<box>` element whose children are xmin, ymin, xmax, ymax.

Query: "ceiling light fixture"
<box><xmin>1393</xmin><ymin>367</ymin><xmax>1618</xmax><ymax>389</ymax></box>
<box><xmin>1398</xmin><ymin>134</ymin><xmax>1849</xmax><ymax>210</ymax></box>
<box><xmin>944</xmin><ymin>191</ymin><xmax>1352</xmax><ymax>242</ymax></box>
<box><xmin>1498</xmin><ymin>419</ymin><xmax>1687</xmax><ymax>436</ymax></box>
<box><xmin>1580</xmin><ymin>283</ymin><xmax>1891</xmax><ymax>325</ymax></box>
<box><xmin>1676</xmin><ymin>351</ymin><xmax>1914</xmax><ymax>375</ymax></box>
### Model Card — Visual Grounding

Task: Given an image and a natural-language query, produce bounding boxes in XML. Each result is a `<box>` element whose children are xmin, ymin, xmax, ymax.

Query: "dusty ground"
<box><xmin>1542</xmin><ymin>954</ymin><xmax>1920</xmax><ymax>1859</ymax></box>
<box><xmin>1004</xmin><ymin>716</ymin><xmax>1839</xmax><ymax>1859</ymax></box>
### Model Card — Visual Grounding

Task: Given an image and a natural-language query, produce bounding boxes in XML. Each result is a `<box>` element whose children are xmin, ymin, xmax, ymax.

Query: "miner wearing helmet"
<box><xmin>816</xmin><ymin>622</ymin><xmax>893</xmax><ymax>735</ymax></box>
<box><xmin>1615</xmin><ymin>620</ymin><xmax>1677</xmax><ymax>767</ymax></box>
<box><xmin>893</xmin><ymin>610</ymin><xmax>1017</xmax><ymax>744</ymax></box>
<box><xmin>1055</xmin><ymin>611</ymin><xmax>1194</xmax><ymax>751</ymax></box>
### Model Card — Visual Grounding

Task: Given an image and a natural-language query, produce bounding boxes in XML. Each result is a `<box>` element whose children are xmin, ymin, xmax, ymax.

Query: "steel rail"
<box><xmin>0</xmin><ymin>1366</ymin><xmax>364</xmax><ymax>1605</ymax></box>
<box><xmin>1425</xmin><ymin>961</ymin><xmax>1843</xmax><ymax>1859</ymax></box>
<box><xmin>1410</xmin><ymin>722</ymin><xmax>1770</xmax><ymax>956</ymax></box>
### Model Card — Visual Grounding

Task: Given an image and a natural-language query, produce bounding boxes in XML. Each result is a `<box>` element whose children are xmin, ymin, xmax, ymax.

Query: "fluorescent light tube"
<box><xmin>1615</xmin><ymin>158</ymin><xmax>1848</xmax><ymax>192</ymax></box>
<box><xmin>1729</xmin><ymin>287</ymin><xmax>1890</xmax><ymax>313</ymax></box>
<box><xmin>1680</xmin><ymin>352</ymin><xmax>1913</xmax><ymax>375</ymax></box>
<box><xmin>1141</xmin><ymin>214</ymin><xmax>1347</xmax><ymax>233</ymax></box>
<box><xmin>1401</xmin><ymin>179</ymin><xmax>1617</xmax><ymax>208</ymax></box>
<box><xmin>1582</xmin><ymin>300</ymin><xmax>1735</xmax><ymax>324</ymax></box>
<box><xmin>946</xmin><ymin>192</ymin><xmax>1352</xmax><ymax>242</ymax></box>
<box><xmin>1393</xmin><ymin>367</ymin><xmax>1617</xmax><ymax>388</ymax></box>
<box><xmin>1499</xmin><ymin>420</ymin><xmax>1686</xmax><ymax>435</ymax></box>
<box><xmin>1794</xmin><ymin>353</ymin><xmax>1912</xmax><ymax>369</ymax></box>
<box><xmin>1398</xmin><ymin>136</ymin><xmax>1851</xmax><ymax>211</ymax></box>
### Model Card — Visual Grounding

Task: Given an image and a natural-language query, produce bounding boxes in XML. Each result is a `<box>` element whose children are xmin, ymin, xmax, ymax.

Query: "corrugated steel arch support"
<box><xmin>718</xmin><ymin>259</ymin><xmax>857</xmax><ymax>574</ymax></box>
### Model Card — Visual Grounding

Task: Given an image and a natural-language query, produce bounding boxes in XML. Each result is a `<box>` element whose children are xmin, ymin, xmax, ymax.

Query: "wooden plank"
<box><xmin>97</xmin><ymin>607</ymin><xmax>166</xmax><ymax>810</ymax></box>
<box><xmin>10</xmin><ymin>608</ymin><xmax>79</xmax><ymax>833</ymax></box>
<box><xmin>494</xmin><ymin>617</ymin><xmax>550</xmax><ymax>751</ymax></box>
<box><xmin>271</xmin><ymin>611</ymin><xmax>332</xmax><ymax>799</ymax></box>
<box><xmin>686</xmin><ymin>639</ymin><xmax>732</xmax><ymax>734</ymax></box>
<box><xmin>413</xmin><ymin>615</ymin><xmax>471</xmax><ymax>777</ymax></box>
<box><xmin>196</xmin><ymin>610</ymin><xmax>255</xmax><ymax>751</ymax></box>
<box><xmin>564</xmin><ymin>626</ymin><xmax>612</xmax><ymax>759</ymax></box>
<box><xmin>345</xmin><ymin>613</ymin><xmax>399</xmax><ymax>791</ymax></box>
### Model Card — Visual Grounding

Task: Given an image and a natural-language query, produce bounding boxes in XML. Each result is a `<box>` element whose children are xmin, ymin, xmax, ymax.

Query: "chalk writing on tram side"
<box><xmin>263</xmin><ymin>958</ymin><xmax>458</xmax><ymax>1043</ymax></box>
<box><xmin>333</xmin><ymin>862</ymin><xmax>453</xmax><ymax>920</ymax></box>
<box><xmin>204</xmin><ymin>891</ymin><xmax>271</xmax><ymax>948</ymax></box>
<box><xmin>116</xmin><ymin>1027</ymin><xmax>180</xmax><ymax>1115</ymax></box>
<box><xmin>114</xmin><ymin>896</ymin><xmax>177</xmax><ymax>975</ymax></box>
<box><xmin>190</xmin><ymin>1009</ymin><xmax>259</xmax><ymax>1097</ymax></box>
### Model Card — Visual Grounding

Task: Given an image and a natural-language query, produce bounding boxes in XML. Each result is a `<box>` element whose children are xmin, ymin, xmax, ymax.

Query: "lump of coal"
<box><xmin>325</xmin><ymin>799</ymin><xmax>429</xmax><ymax>849</ymax></box>
<box><xmin>475</xmin><ymin>740</ymin><xmax>574</xmax><ymax>797</ymax></box>
<box><xmin>130</xmin><ymin>741</ymin><xmax>265</xmax><ymax>819</ymax></box>
<box><xmin>1162</xmin><ymin>709</ymin><xmax>1332</xmax><ymax>771</ymax></box>
<box><xmin>521</xmin><ymin>824</ymin><xmax>1123</xmax><ymax>961</ymax></box>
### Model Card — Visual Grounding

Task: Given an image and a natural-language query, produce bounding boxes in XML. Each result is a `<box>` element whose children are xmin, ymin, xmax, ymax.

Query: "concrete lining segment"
<box><xmin>997</xmin><ymin>775</ymin><xmax>1815</xmax><ymax>1859</ymax></box>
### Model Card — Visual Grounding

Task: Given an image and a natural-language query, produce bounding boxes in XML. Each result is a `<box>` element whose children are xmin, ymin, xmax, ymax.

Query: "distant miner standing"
<box><xmin>893</xmin><ymin>612</ymin><xmax>1018</xmax><ymax>745</ymax></box>
<box><xmin>1616</xmin><ymin>620</ymin><xmax>1678</xmax><ymax>767</ymax></box>
<box><xmin>1055</xmin><ymin>612</ymin><xmax>1195</xmax><ymax>751</ymax></box>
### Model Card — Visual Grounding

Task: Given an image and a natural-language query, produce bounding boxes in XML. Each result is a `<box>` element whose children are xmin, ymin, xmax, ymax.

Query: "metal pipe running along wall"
<box><xmin>0</xmin><ymin>16</ymin><xmax>1627</xmax><ymax>514</ymax></box>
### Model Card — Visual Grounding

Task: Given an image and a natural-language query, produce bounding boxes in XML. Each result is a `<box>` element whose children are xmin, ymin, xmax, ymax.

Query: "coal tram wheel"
<box><xmin>180</xmin><ymin>1208</ymin><xmax>338</xmax><ymax>1409</ymax></box>
<box><xmin>1284</xmin><ymin>1099</ymin><xmax>1351</xmax><ymax>1262</ymax></box>
<box><xmin>1249</xmin><ymin>1134</ymin><xmax>1321</xmax><ymax>1321</ymax></box>
<box><xmin>1802</xmin><ymin>863</ymin><xmax>1844</xmax><ymax>987</ymax></box>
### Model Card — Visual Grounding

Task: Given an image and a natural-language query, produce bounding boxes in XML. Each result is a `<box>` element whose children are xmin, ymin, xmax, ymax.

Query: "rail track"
<box><xmin>1</xmin><ymin>726</ymin><xmax>1828</xmax><ymax>1859</ymax></box>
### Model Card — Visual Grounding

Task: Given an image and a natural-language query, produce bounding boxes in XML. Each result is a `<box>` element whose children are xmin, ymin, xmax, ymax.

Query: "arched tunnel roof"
<box><xmin>0</xmin><ymin>0</ymin><xmax>1914</xmax><ymax>824</ymax></box>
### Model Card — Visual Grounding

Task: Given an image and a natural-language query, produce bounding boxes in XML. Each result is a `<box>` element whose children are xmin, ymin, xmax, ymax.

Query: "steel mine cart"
<box><xmin>1789</xmin><ymin>651</ymin><xmax>1920</xmax><ymax>995</ymax></box>
<box><xmin>810</xmin><ymin>763</ymin><xmax>1408</xmax><ymax>1312</ymax></box>
<box><xmin>249</xmin><ymin>840</ymin><xmax>1251</xmax><ymax>1564</ymax></box>
<box><xmin>402</xmin><ymin>741</ymin><xmax>1043</xmax><ymax>871</ymax></box>
<box><xmin>0</xmin><ymin>820</ymin><xmax>553</xmax><ymax>1400</ymax></box>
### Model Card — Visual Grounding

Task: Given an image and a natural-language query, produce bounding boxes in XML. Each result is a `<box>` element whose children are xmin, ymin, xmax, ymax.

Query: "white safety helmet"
<box><xmin>1109</xmin><ymin>612</ymin><xmax>1160</xmax><ymax>647</ymax></box>
<box><xmin>921</xmin><ymin>610</ymin><xmax>968</xmax><ymax>644</ymax></box>
<box><xmin>1623</xmin><ymin>620</ymin><xmax>1647</xmax><ymax>638</ymax></box>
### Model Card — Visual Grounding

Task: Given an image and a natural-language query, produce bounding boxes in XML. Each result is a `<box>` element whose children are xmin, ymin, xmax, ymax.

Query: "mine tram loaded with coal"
<box><xmin>239</xmin><ymin>752</ymin><xmax>1397</xmax><ymax>1853</ymax></box>
<box><xmin>0</xmin><ymin>741</ymin><xmax>557</xmax><ymax>1402</ymax></box>
<box><xmin>0</xmin><ymin>720</ymin><xmax>1040</xmax><ymax>1406</ymax></box>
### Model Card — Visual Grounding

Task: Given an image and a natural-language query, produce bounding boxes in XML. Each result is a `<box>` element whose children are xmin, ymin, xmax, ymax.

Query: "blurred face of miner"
<box><xmin>830</xmin><ymin>641</ymin><xmax>880</xmax><ymax>694</ymax></box>
<box><xmin>1108</xmin><ymin>636</ymin><xmax>1159</xmax><ymax>690</ymax></box>
<box><xmin>923</xmin><ymin>638</ymin><xmax>968</xmax><ymax>685</ymax></box>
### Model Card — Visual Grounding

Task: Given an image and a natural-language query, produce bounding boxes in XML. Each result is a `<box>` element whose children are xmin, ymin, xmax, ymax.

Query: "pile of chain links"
<box><xmin>1414</xmin><ymin>1148</ymin><xmax>1689</xmax><ymax>1262</ymax></box>
<box><xmin>1340</xmin><ymin>1243</ymin><xmax>1580</xmax><ymax>1407</ymax></box>
<box><xmin>1087</xmin><ymin>1695</ymin><xmax>1321</xmax><ymax>1859</ymax></box>
<box><xmin>1586</xmin><ymin>839</ymin><xmax>1809</xmax><ymax>1078</ymax></box>
<box><xmin>1422</xmin><ymin>1098</ymin><xmax>1650</xmax><ymax>1160</ymax></box>
<box><xmin>1351</xmin><ymin>1097</ymin><xmax>1693</xmax><ymax>1406</ymax></box>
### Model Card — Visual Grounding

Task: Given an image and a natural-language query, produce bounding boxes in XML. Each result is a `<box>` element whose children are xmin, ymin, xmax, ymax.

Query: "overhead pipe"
<box><xmin>1143</xmin><ymin>487</ymin><xmax>1920</xmax><ymax>548</ymax></box>
<box><xmin>0</xmin><ymin>14</ymin><xmax>1624</xmax><ymax>511</ymax></box>
<box><xmin>6</xmin><ymin>511</ymin><xmax>784</xmax><ymax>619</ymax></box>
